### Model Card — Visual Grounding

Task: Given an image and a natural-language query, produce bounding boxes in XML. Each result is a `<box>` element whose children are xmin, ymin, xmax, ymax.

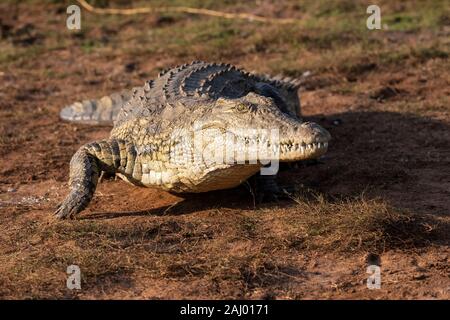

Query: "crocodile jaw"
<box><xmin>277</xmin><ymin>141</ymin><xmax>329</xmax><ymax>161</ymax></box>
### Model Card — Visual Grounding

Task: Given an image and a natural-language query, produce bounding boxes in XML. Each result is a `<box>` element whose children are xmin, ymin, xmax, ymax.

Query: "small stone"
<box><xmin>125</xmin><ymin>62</ymin><xmax>136</xmax><ymax>73</ymax></box>
<box><xmin>413</xmin><ymin>274</ymin><xmax>428</xmax><ymax>280</ymax></box>
<box><xmin>302</xmin><ymin>71</ymin><xmax>312</xmax><ymax>78</ymax></box>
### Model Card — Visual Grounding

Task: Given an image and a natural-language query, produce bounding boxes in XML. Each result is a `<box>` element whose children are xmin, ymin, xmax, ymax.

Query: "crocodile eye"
<box><xmin>235</xmin><ymin>103</ymin><xmax>248</xmax><ymax>113</ymax></box>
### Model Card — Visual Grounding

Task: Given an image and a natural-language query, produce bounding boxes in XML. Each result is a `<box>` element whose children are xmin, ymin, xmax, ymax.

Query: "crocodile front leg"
<box><xmin>55</xmin><ymin>139</ymin><xmax>137</xmax><ymax>219</ymax></box>
<box><xmin>252</xmin><ymin>173</ymin><xmax>300</xmax><ymax>203</ymax></box>
<box><xmin>251</xmin><ymin>173</ymin><xmax>281</xmax><ymax>203</ymax></box>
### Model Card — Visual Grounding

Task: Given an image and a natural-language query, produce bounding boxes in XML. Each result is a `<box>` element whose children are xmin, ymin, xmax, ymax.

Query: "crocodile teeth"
<box><xmin>276</xmin><ymin>140</ymin><xmax>329</xmax><ymax>154</ymax></box>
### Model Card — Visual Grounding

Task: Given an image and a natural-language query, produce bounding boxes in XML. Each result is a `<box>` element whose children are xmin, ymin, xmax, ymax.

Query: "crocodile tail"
<box><xmin>59</xmin><ymin>88</ymin><xmax>136</xmax><ymax>125</ymax></box>
<box><xmin>259</xmin><ymin>73</ymin><xmax>303</xmax><ymax>91</ymax></box>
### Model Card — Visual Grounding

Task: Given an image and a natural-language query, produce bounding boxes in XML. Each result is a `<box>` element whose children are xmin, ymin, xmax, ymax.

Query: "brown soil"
<box><xmin>0</xmin><ymin>1</ymin><xmax>448</xmax><ymax>299</ymax></box>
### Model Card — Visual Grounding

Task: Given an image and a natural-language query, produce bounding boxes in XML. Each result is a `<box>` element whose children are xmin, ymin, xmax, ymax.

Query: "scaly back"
<box><xmin>60</xmin><ymin>61</ymin><xmax>302</xmax><ymax>128</ymax></box>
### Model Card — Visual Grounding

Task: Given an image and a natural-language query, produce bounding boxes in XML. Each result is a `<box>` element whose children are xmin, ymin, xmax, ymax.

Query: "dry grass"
<box><xmin>0</xmin><ymin>191</ymin><xmax>443</xmax><ymax>299</ymax></box>
<box><xmin>283</xmin><ymin>191</ymin><xmax>441</xmax><ymax>252</ymax></box>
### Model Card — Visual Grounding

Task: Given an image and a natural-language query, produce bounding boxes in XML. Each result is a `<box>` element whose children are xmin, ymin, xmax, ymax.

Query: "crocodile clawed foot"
<box><xmin>256</xmin><ymin>183</ymin><xmax>303</xmax><ymax>204</ymax></box>
<box><xmin>54</xmin><ymin>192</ymin><xmax>85</xmax><ymax>219</ymax></box>
<box><xmin>54</xmin><ymin>202</ymin><xmax>75</xmax><ymax>219</ymax></box>
<box><xmin>255</xmin><ymin>189</ymin><xmax>280</xmax><ymax>204</ymax></box>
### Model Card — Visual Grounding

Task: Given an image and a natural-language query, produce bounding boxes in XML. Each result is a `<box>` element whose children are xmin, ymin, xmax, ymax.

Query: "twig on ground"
<box><xmin>77</xmin><ymin>0</ymin><xmax>299</xmax><ymax>24</ymax></box>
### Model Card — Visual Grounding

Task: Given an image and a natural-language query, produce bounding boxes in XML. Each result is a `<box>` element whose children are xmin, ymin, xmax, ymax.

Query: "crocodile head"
<box><xmin>167</xmin><ymin>92</ymin><xmax>331</xmax><ymax>192</ymax></box>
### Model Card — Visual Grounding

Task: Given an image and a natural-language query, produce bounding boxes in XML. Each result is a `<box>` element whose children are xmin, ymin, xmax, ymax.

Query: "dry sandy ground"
<box><xmin>0</xmin><ymin>1</ymin><xmax>448</xmax><ymax>299</ymax></box>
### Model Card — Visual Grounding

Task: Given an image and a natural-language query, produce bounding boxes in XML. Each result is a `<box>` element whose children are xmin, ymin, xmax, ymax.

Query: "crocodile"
<box><xmin>56</xmin><ymin>61</ymin><xmax>331</xmax><ymax>219</ymax></box>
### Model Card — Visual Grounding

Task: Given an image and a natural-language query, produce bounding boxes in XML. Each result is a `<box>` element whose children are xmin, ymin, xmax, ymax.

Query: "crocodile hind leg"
<box><xmin>55</xmin><ymin>139</ymin><xmax>138</xmax><ymax>219</ymax></box>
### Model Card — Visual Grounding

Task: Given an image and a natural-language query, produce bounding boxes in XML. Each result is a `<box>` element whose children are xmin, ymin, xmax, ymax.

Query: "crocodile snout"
<box><xmin>295</xmin><ymin>121</ymin><xmax>331</xmax><ymax>144</ymax></box>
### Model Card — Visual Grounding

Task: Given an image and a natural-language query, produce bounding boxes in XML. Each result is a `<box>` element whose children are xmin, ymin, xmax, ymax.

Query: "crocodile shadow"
<box><xmin>81</xmin><ymin>186</ymin><xmax>258</xmax><ymax>220</ymax></box>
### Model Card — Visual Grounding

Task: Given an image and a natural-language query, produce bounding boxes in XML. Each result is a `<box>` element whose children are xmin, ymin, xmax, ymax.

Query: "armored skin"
<box><xmin>56</xmin><ymin>61</ymin><xmax>331</xmax><ymax>219</ymax></box>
